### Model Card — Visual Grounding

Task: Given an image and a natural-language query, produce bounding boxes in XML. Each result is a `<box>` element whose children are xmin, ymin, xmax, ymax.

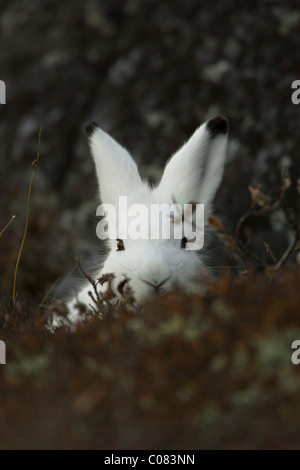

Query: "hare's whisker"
<box><xmin>110</xmin><ymin>258</ymin><xmax>134</xmax><ymax>273</ymax></box>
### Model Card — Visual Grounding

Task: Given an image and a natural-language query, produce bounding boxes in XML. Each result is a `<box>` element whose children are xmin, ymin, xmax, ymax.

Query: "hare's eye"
<box><xmin>116</xmin><ymin>239</ymin><xmax>125</xmax><ymax>251</ymax></box>
<box><xmin>181</xmin><ymin>237</ymin><xmax>187</xmax><ymax>249</ymax></box>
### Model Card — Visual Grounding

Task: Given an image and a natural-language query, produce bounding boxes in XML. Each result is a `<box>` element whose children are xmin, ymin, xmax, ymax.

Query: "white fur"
<box><xmin>59</xmin><ymin>116</ymin><xmax>228</xmax><ymax>325</ymax></box>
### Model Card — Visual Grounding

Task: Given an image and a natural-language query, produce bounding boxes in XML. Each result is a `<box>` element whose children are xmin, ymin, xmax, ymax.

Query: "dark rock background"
<box><xmin>0</xmin><ymin>0</ymin><xmax>299</xmax><ymax>297</ymax></box>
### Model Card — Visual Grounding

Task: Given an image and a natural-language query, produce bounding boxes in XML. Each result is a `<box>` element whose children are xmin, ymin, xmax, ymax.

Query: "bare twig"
<box><xmin>76</xmin><ymin>258</ymin><xmax>100</xmax><ymax>303</ymax></box>
<box><xmin>275</xmin><ymin>235</ymin><xmax>299</xmax><ymax>269</ymax></box>
<box><xmin>0</xmin><ymin>215</ymin><xmax>16</xmax><ymax>239</ymax></box>
<box><xmin>263</xmin><ymin>241</ymin><xmax>277</xmax><ymax>264</ymax></box>
<box><xmin>215</xmin><ymin>168</ymin><xmax>300</xmax><ymax>272</ymax></box>
<box><xmin>12</xmin><ymin>122</ymin><xmax>42</xmax><ymax>304</ymax></box>
<box><xmin>236</xmin><ymin>240</ymin><xmax>268</xmax><ymax>268</ymax></box>
<box><xmin>236</xmin><ymin>174</ymin><xmax>289</xmax><ymax>241</ymax></box>
<box><xmin>273</xmin><ymin>173</ymin><xmax>300</xmax><ymax>269</ymax></box>
<box><xmin>235</xmin><ymin>200</ymin><xmax>281</xmax><ymax>239</ymax></box>
<box><xmin>36</xmin><ymin>275</ymin><xmax>63</xmax><ymax>313</ymax></box>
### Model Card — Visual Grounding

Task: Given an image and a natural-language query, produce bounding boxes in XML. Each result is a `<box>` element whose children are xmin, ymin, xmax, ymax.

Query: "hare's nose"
<box><xmin>140</xmin><ymin>276</ymin><xmax>171</xmax><ymax>294</ymax></box>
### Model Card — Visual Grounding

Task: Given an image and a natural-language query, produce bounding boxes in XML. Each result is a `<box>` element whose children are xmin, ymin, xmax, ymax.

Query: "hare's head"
<box><xmin>86</xmin><ymin>116</ymin><xmax>228</xmax><ymax>302</ymax></box>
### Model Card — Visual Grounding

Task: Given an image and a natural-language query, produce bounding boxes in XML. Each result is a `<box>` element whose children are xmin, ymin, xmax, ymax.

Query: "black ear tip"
<box><xmin>85</xmin><ymin>121</ymin><xmax>99</xmax><ymax>137</ymax></box>
<box><xmin>207</xmin><ymin>115</ymin><xmax>229</xmax><ymax>138</ymax></box>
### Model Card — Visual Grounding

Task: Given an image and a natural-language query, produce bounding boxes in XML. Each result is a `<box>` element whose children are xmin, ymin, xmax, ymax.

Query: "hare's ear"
<box><xmin>156</xmin><ymin>116</ymin><xmax>228</xmax><ymax>214</ymax></box>
<box><xmin>86</xmin><ymin>122</ymin><xmax>144</xmax><ymax>207</ymax></box>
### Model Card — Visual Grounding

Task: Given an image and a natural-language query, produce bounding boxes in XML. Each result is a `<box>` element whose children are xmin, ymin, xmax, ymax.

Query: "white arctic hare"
<box><xmin>66</xmin><ymin>115</ymin><xmax>228</xmax><ymax>323</ymax></box>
